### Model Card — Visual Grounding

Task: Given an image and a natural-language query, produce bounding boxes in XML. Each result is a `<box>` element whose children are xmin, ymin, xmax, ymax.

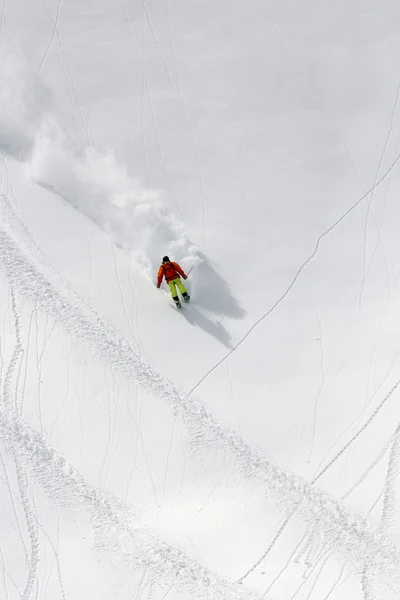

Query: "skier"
<box><xmin>157</xmin><ymin>256</ymin><xmax>190</xmax><ymax>308</ymax></box>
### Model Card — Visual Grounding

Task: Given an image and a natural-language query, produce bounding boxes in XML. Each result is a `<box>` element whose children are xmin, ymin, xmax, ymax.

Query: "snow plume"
<box><xmin>0</xmin><ymin>43</ymin><xmax>198</xmax><ymax>276</ymax></box>
<box><xmin>26</xmin><ymin>124</ymin><xmax>244</xmax><ymax>321</ymax></box>
<box><xmin>0</xmin><ymin>47</ymin><xmax>243</xmax><ymax>325</ymax></box>
<box><xmin>0</xmin><ymin>44</ymin><xmax>50</xmax><ymax>160</ymax></box>
<box><xmin>27</xmin><ymin>119</ymin><xmax>199</xmax><ymax>277</ymax></box>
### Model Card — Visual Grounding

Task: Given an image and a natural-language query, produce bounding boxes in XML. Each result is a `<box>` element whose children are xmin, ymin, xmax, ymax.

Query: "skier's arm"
<box><xmin>157</xmin><ymin>266</ymin><xmax>164</xmax><ymax>287</ymax></box>
<box><xmin>172</xmin><ymin>262</ymin><xmax>186</xmax><ymax>279</ymax></box>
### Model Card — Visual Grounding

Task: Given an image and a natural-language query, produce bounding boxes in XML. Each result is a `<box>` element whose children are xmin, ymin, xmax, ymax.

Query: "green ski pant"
<box><xmin>168</xmin><ymin>278</ymin><xmax>187</xmax><ymax>298</ymax></box>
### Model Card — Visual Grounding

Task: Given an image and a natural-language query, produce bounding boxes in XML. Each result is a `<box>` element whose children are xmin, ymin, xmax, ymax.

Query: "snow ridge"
<box><xmin>1</xmin><ymin>224</ymin><xmax>400</xmax><ymax>593</ymax></box>
<box><xmin>381</xmin><ymin>424</ymin><xmax>400</xmax><ymax>535</ymax></box>
<box><xmin>0</xmin><ymin>408</ymin><xmax>258</xmax><ymax>600</ymax></box>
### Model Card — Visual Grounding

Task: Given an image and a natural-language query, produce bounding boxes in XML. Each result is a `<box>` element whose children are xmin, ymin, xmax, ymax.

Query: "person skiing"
<box><xmin>157</xmin><ymin>256</ymin><xmax>190</xmax><ymax>308</ymax></box>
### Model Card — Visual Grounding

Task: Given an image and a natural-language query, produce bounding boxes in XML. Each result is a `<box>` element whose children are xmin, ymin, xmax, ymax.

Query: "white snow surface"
<box><xmin>0</xmin><ymin>1</ymin><xmax>400</xmax><ymax>598</ymax></box>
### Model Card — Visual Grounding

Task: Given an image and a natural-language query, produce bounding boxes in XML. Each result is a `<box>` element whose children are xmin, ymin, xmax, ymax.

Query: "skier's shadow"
<box><xmin>178</xmin><ymin>258</ymin><xmax>245</xmax><ymax>349</ymax></box>
<box><xmin>188</xmin><ymin>259</ymin><xmax>245</xmax><ymax>319</ymax></box>
<box><xmin>177</xmin><ymin>303</ymin><xmax>233</xmax><ymax>349</ymax></box>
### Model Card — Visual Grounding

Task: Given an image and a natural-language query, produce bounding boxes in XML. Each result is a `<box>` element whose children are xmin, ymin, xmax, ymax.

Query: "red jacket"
<box><xmin>157</xmin><ymin>261</ymin><xmax>186</xmax><ymax>287</ymax></box>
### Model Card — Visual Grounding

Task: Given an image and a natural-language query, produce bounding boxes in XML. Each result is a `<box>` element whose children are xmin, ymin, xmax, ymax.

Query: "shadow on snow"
<box><xmin>169</xmin><ymin>256</ymin><xmax>245</xmax><ymax>349</ymax></box>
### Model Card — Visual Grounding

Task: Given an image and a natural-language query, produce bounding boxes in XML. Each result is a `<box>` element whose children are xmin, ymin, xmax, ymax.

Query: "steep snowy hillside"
<box><xmin>1</xmin><ymin>1</ymin><xmax>400</xmax><ymax>599</ymax></box>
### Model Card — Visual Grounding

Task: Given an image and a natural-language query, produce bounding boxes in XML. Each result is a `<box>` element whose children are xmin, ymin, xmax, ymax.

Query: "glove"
<box><xmin>183</xmin><ymin>276</ymin><xmax>187</xmax><ymax>280</ymax></box>
<box><xmin>156</xmin><ymin>284</ymin><xmax>160</xmax><ymax>288</ymax></box>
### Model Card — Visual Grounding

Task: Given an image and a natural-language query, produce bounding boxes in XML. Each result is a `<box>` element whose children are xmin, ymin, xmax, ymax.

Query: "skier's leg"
<box><xmin>168</xmin><ymin>280</ymin><xmax>181</xmax><ymax>307</ymax></box>
<box><xmin>175</xmin><ymin>278</ymin><xmax>187</xmax><ymax>295</ymax></box>
<box><xmin>168</xmin><ymin>280</ymin><xmax>177</xmax><ymax>297</ymax></box>
<box><xmin>176</xmin><ymin>279</ymin><xmax>190</xmax><ymax>302</ymax></box>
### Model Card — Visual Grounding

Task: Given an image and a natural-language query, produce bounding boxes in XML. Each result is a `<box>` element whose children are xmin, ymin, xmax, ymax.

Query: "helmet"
<box><xmin>162</xmin><ymin>256</ymin><xmax>170</xmax><ymax>263</ymax></box>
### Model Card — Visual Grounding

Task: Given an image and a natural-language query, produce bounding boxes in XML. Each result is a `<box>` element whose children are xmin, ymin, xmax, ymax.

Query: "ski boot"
<box><xmin>182</xmin><ymin>292</ymin><xmax>190</xmax><ymax>303</ymax></box>
<box><xmin>173</xmin><ymin>296</ymin><xmax>181</xmax><ymax>309</ymax></box>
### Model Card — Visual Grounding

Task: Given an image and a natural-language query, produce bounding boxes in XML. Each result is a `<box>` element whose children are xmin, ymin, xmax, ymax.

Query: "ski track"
<box><xmin>358</xmin><ymin>76</ymin><xmax>400</xmax><ymax>312</ymax></box>
<box><xmin>238</xmin><ymin>512</ymin><xmax>295</xmax><ymax>584</ymax></box>
<box><xmin>381</xmin><ymin>424</ymin><xmax>400</xmax><ymax>535</ymax></box>
<box><xmin>39</xmin><ymin>0</ymin><xmax>95</xmax><ymax>147</ymax></box>
<box><xmin>1</xmin><ymin>225</ymin><xmax>400</xmax><ymax>593</ymax></box>
<box><xmin>138</xmin><ymin>0</ymin><xmax>208</xmax><ymax>239</ymax></box>
<box><xmin>121</xmin><ymin>0</ymin><xmax>186</xmax><ymax>223</ymax></box>
<box><xmin>188</xmin><ymin>146</ymin><xmax>400</xmax><ymax>397</ymax></box>
<box><xmin>4</xmin><ymin>290</ymin><xmax>40</xmax><ymax>600</ymax></box>
<box><xmin>341</xmin><ymin>436</ymin><xmax>392</xmax><ymax>502</ymax></box>
<box><xmin>138</xmin><ymin>0</ymin><xmax>278</xmax><ymax>250</ymax></box>
<box><xmin>0</xmin><ymin>409</ymin><xmax>258</xmax><ymax>600</ymax></box>
<box><xmin>38</xmin><ymin>518</ymin><xmax>67</xmax><ymax>600</ymax></box>
<box><xmin>243</xmin><ymin>376</ymin><xmax>400</xmax><ymax>584</ymax></box>
<box><xmin>322</xmin><ymin>563</ymin><xmax>348</xmax><ymax>600</ymax></box>
<box><xmin>361</xmin><ymin>567</ymin><xmax>375</xmax><ymax>600</ymax></box>
<box><xmin>262</xmin><ymin>532</ymin><xmax>307</xmax><ymax>597</ymax></box>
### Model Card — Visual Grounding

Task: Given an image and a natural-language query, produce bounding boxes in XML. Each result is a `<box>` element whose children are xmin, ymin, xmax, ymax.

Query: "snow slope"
<box><xmin>1</xmin><ymin>0</ymin><xmax>400</xmax><ymax>598</ymax></box>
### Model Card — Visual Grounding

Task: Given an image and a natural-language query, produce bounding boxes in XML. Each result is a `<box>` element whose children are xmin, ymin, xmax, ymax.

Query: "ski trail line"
<box><xmin>188</xmin><ymin>149</ymin><xmax>400</xmax><ymax>397</ymax></box>
<box><xmin>1</xmin><ymin>225</ymin><xmax>400</xmax><ymax>591</ymax></box>
<box><xmin>240</xmin><ymin>377</ymin><xmax>400</xmax><ymax>583</ymax></box>
<box><xmin>262</xmin><ymin>532</ymin><xmax>308</xmax><ymax>596</ymax></box>
<box><xmin>4</xmin><ymin>292</ymin><xmax>40</xmax><ymax>600</ymax></box>
<box><xmin>0</xmin><ymin>410</ymin><xmax>258</xmax><ymax>600</ymax></box>
<box><xmin>381</xmin><ymin>424</ymin><xmax>400</xmax><ymax>535</ymax></box>
<box><xmin>311</xmin><ymin>379</ymin><xmax>400</xmax><ymax>487</ymax></box>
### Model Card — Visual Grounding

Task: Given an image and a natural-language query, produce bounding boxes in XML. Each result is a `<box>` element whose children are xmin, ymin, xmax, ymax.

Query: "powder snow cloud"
<box><xmin>0</xmin><ymin>43</ymin><xmax>244</xmax><ymax>325</ymax></box>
